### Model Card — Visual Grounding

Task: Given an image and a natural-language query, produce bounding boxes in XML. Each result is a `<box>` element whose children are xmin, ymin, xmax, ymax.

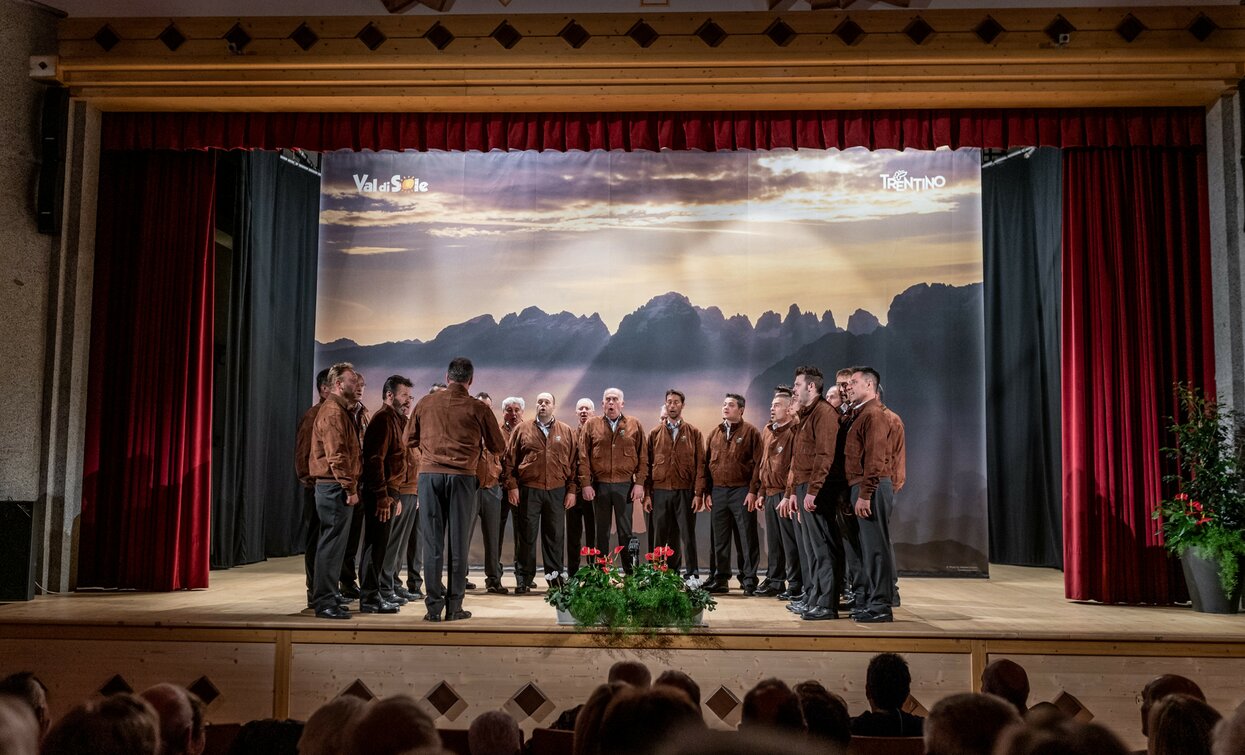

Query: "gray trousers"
<box><xmin>301</xmin><ymin>487</ymin><xmax>318</xmax><ymax>603</ymax></box>
<box><xmin>418</xmin><ymin>473</ymin><xmax>479</xmax><ymax>616</ymax></box>
<box><xmin>649</xmin><ymin>489</ymin><xmax>691</xmax><ymax>574</ymax></box>
<box><xmin>478</xmin><ymin>484</ymin><xmax>508</xmax><ymax>587</ymax></box>
<box><xmin>384</xmin><ymin>493</ymin><xmax>418</xmax><ymax>596</ymax></box>
<box><xmin>517</xmin><ymin>486</ymin><xmax>567</xmax><ymax>581</ymax></box>
<box><xmin>312</xmin><ymin>482</ymin><xmax>353</xmax><ymax>611</ymax></box>
<box><xmin>848</xmin><ymin>478</ymin><xmax>896</xmax><ymax>613</ymax></box>
<box><xmin>762</xmin><ymin>493</ymin><xmax>787</xmax><ymax>587</ymax></box>
<box><xmin>592</xmin><ymin>481</ymin><xmax>636</xmax><ymax>572</ymax></box>
<box><xmin>566</xmin><ymin>495</ymin><xmax>596</xmax><ymax>573</ymax></box>
<box><xmin>710</xmin><ymin>485</ymin><xmax>759</xmax><ymax>587</ymax></box>
<box><xmin>794</xmin><ymin>481</ymin><xmax>844</xmax><ymax>610</ymax></box>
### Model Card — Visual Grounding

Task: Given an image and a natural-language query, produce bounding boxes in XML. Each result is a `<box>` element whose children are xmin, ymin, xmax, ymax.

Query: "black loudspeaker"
<box><xmin>0</xmin><ymin>502</ymin><xmax>36</xmax><ymax>601</ymax></box>
<box><xmin>36</xmin><ymin>87</ymin><xmax>68</xmax><ymax>235</ymax></box>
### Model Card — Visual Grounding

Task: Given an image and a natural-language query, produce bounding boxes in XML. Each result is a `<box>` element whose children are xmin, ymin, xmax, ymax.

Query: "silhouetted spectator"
<box><xmin>851</xmin><ymin>653</ymin><xmax>923</xmax><ymax>737</ymax></box>
<box><xmin>657</xmin><ymin>727</ymin><xmax>815</xmax><ymax>755</ymax></box>
<box><xmin>1213</xmin><ymin>700</ymin><xmax>1245</xmax><ymax>755</ymax></box>
<box><xmin>794</xmin><ymin>681</ymin><xmax>850</xmax><ymax>753</ymax></box>
<box><xmin>225</xmin><ymin>719</ymin><xmax>302</xmax><ymax>755</ymax></box>
<box><xmin>924</xmin><ymin>692</ymin><xmax>1020</xmax><ymax>755</ymax></box>
<box><xmin>140</xmin><ymin>683</ymin><xmax>204</xmax><ymax>755</ymax></box>
<box><xmin>346</xmin><ymin>696</ymin><xmax>439</xmax><ymax>755</ymax></box>
<box><xmin>1024</xmin><ymin>701</ymin><xmax>1068</xmax><ymax>726</ymax></box>
<box><xmin>0</xmin><ymin>695</ymin><xmax>38</xmax><ymax>755</ymax></box>
<box><xmin>655</xmin><ymin>670</ymin><xmax>701</xmax><ymax>708</ymax></box>
<box><xmin>607</xmin><ymin>661</ymin><xmax>652</xmax><ymax>689</ymax></box>
<box><xmin>599</xmin><ymin>687</ymin><xmax>705</xmax><ymax>755</ymax></box>
<box><xmin>468</xmin><ymin>710</ymin><xmax>522</xmax><ymax>755</ymax></box>
<box><xmin>1141</xmin><ymin>675</ymin><xmax>1205</xmax><ymax>738</ymax></box>
<box><xmin>0</xmin><ymin>673</ymin><xmax>48</xmax><ymax>738</ymax></box>
<box><xmin>1148</xmin><ymin>694</ymin><xmax>1220</xmax><ymax>755</ymax></box>
<box><xmin>299</xmin><ymin>695</ymin><xmax>367</xmax><ymax>755</ymax></box>
<box><xmin>41</xmin><ymin>693</ymin><xmax>160</xmax><ymax>755</ymax></box>
<box><xmin>981</xmin><ymin>659</ymin><xmax>1030</xmax><ymax>715</ymax></box>
<box><xmin>573</xmin><ymin>682</ymin><xmax>628</xmax><ymax>755</ymax></box>
<box><xmin>740</xmin><ymin>678</ymin><xmax>803</xmax><ymax>735</ymax></box>
<box><xmin>995</xmin><ymin>717</ymin><xmax>1129</xmax><ymax>755</ymax></box>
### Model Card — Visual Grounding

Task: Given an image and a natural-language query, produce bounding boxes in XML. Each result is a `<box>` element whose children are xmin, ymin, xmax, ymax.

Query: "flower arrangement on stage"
<box><xmin>545</xmin><ymin>544</ymin><xmax>717</xmax><ymax>632</ymax></box>
<box><xmin>1154</xmin><ymin>384</ymin><xmax>1245</xmax><ymax>596</ymax></box>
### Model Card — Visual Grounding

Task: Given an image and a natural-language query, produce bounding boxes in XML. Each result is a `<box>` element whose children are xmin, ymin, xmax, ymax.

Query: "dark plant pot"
<box><xmin>1181</xmin><ymin>548</ymin><xmax>1243</xmax><ymax>614</ymax></box>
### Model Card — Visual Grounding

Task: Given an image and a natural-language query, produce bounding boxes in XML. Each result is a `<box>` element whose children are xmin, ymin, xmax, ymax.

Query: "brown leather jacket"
<box><xmin>309</xmin><ymin>393</ymin><xmax>362</xmax><ymax>495</ymax></box>
<box><xmin>646</xmin><ymin>420</ymin><xmax>706</xmax><ymax>495</ymax></box>
<box><xmin>577</xmin><ymin>415</ymin><xmax>648</xmax><ymax>488</ymax></box>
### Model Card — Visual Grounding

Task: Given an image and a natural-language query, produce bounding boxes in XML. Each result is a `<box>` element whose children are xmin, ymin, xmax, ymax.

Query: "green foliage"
<box><xmin>545</xmin><ymin>545</ymin><xmax>717</xmax><ymax>633</ymax></box>
<box><xmin>1154</xmin><ymin>384</ymin><xmax>1245</xmax><ymax>593</ymax></box>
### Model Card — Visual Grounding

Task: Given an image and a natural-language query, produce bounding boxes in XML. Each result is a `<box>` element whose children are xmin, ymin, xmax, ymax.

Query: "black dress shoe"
<box><xmin>527</xmin><ymin>579</ymin><xmax>537</xmax><ymax>589</ymax></box>
<box><xmin>315</xmin><ymin>605</ymin><xmax>352</xmax><ymax>620</ymax></box>
<box><xmin>514</xmin><ymin>585</ymin><xmax>530</xmax><ymax>595</ymax></box>
<box><xmin>381</xmin><ymin>593</ymin><xmax>408</xmax><ymax>606</ymax></box>
<box><xmin>742</xmin><ymin>585</ymin><xmax>757</xmax><ymax>596</ymax></box>
<box><xmin>801</xmin><ymin>606</ymin><xmax>838</xmax><ymax>621</ymax></box>
<box><xmin>466</xmin><ymin>581</ymin><xmax>478</xmax><ymax>590</ymax></box>
<box><xmin>333</xmin><ymin>592</ymin><xmax>352</xmax><ymax>606</ymax></box>
<box><xmin>853</xmin><ymin>609</ymin><xmax>894</xmax><ymax>623</ymax></box>
<box><xmin>395</xmin><ymin>586</ymin><xmax>419</xmax><ymax>601</ymax></box>
<box><xmin>786</xmin><ymin>602</ymin><xmax>806</xmax><ymax>614</ymax></box>
<box><xmin>705</xmin><ymin>581</ymin><xmax>729</xmax><ymax>594</ymax></box>
<box><xmin>777</xmin><ymin>590</ymin><xmax>803</xmax><ymax>601</ymax></box>
<box><xmin>360</xmin><ymin>599</ymin><xmax>401</xmax><ymax>614</ymax></box>
<box><xmin>445</xmin><ymin>610</ymin><xmax>472</xmax><ymax>621</ymax></box>
<box><xmin>753</xmin><ymin>584</ymin><xmax>782</xmax><ymax>597</ymax></box>
<box><xmin>339</xmin><ymin>583</ymin><xmax>361</xmax><ymax>600</ymax></box>
<box><xmin>423</xmin><ymin>612</ymin><xmax>442</xmax><ymax>622</ymax></box>
<box><xmin>487</xmin><ymin>584</ymin><xmax>510</xmax><ymax>595</ymax></box>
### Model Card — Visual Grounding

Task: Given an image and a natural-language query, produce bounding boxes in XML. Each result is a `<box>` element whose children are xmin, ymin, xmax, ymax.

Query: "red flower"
<box><xmin>659</xmin><ymin>564</ymin><xmax>668</xmax><ymax>572</ymax></box>
<box><xmin>590</xmin><ymin>548</ymin><xmax>601</xmax><ymax>556</ymax></box>
<box><xmin>580</xmin><ymin>546</ymin><xmax>592</xmax><ymax>556</ymax></box>
<box><xmin>645</xmin><ymin>553</ymin><xmax>655</xmax><ymax>562</ymax></box>
<box><xmin>1175</xmin><ymin>493</ymin><xmax>1189</xmax><ymax>501</ymax></box>
<box><xmin>613</xmin><ymin>545</ymin><xmax>624</xmax><ymax>554</ymax></box>
<box><xmin>1196</xmin><ymin>516</ymin><xmax>1211</xmax><ymax>525</ymax></box>
<box><xmin>1191</xmin><ymin>501</ymin><xmax>1203</xmax><ymax>511</ymax></box>
<box><xmin>662</xmin><ymin>545</ymin><xmax>675</xmax><ymax>557</ymax></box>
<box><xmin>596</xmin><ymin>557</ymin><xmax>608</xmax><ymax>565</ymax></box>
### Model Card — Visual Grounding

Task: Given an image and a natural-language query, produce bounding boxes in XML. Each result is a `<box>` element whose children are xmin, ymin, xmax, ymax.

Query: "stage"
<box><xmin>2</xmin><ymin>560</ymin><xmax>1243</xmax><ymax>751</ymax></box>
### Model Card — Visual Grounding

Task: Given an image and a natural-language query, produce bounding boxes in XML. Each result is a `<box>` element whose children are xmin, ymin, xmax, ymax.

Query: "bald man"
<box><xmin>140</xmin><ymin>684</ymin><xmax>205</xmax><ymax>755</ymax></box>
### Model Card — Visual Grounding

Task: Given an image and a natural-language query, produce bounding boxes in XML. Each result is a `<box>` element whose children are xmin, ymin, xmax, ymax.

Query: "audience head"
<box><xmin>139</xmin><ymin>683</ymin><xmax>203</xmax><ymax>755</ymax></box>
<box><xmin>347</xmin><ymin>695</ymin><xmax>439</xmax><ymax>755</ymax></box>
<box><xmin>1141</xmin><ymin>675</ymin><xmax>1205</xmax><ymax>736</ymax></box>
<box><xmin>225</xmin><ymin>718</ymin><xmax>303</xmax><ymax>755</ymax></box>
<box><xmin>658</xmin><ymin>727</ymin><xmax>810</xmax><ymax>755</ymax></box>
<box><xmin>981</xmin><ymin>659</ymin><xmax>1030</xmax><ymax>714</ymax></box>
<box><xmin>996</xmin><ymin>717</ymin><xmax>1130</xmax><ymax>755</ymax></box>
<box><xmin>794</xmin><ymin>681</ymin><xmax>850</xmax><ymax>752</ymax></box>
<box><xmin>1212</xmin><ymin>700</ymin><xmax>1245</xmax><ymax>755</ymax></box>
<box><xmin>41</xmin><ymin>692</ymin><xmax>161</xmax><ymax>755</ymax></box>
<box><xmin>0</xmin><ymin>672</ymin><xmax>48</xmax><ymax>736</ymax></box>
<box><xmin>299</xmin><ymin>695</ymin><xmax>367</xmax><ymax>755</ymax></box>
<box><xmin>865</xmin><ymin>652</ymin><xmax>912</xmax><ymax>712</ymax></box>
<box><xmin>573</xmin><ymin>682</ymin><xmax>629</xmax><ymax>755</ymax></box>
<box><xmin>468</xmin><ymin>710</ymin><xmax>522</xmax><ymax>755</ymax></box>
<box><xmin>1148</xmin><ymin>694</ymin><xmax>1220</xmax><ymax>755</ymax></box>
<box><xmin>655</xmin><ymin>670</ymin><xmax>701</xmax><ymax>708</ymax></box>
<box><xmin>0</xmin><ymin>695</ymin><xmax>38</xmax><ymax>755</ymax></box>
<box><xmin>607</xmin><ymin>660</ymin><xmax>651</xmax><ymax>689</ymax></box>
<box><xmin>739</xmin><ymin>678</ymin><xmax>803</xmax><ymax>734</ymax></box>
<box><xmin>925</xmin><ymin>692</ymin><xmax>1021</xmax><ymax>755</ymax></box>
<box><xmin>598</xmin><ymin>686</ymin><xmax>705</xmax><ymax>755</ymax></box>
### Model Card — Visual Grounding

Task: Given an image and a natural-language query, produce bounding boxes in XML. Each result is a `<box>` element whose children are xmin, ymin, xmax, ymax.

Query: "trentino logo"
<box><xmin>880</xmin><ymin>169</ymin><xmax>946</xmax><ymax>191</ymax></box>
<box><xmin>352</xmin><ymin>174</ymin><xmax>429</xmax><ymax>193</ymax></box>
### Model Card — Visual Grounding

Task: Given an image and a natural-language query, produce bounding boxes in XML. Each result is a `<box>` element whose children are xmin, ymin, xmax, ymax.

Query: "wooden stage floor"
<box><xmin>1</xmin><ymin>559</ymin><xmax>1242</xmax><ymax>642</ymax></box>
<box><xmin>3</xmin><ymin>560</ymin><xmax>1243</xmax><ymax>752</ymax></box>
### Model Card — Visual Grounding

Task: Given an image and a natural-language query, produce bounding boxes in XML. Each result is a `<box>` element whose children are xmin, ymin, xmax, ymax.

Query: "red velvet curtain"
<box><xmin>101</xmin><ymin>108</ymin><xmax>1205</xmax><ymax>152</ymax></box>
<box><xmin>79</xmin><ymin>151</ymin><xmax>216</xmax><ymax>590</ymax></box>
<box><xmin>1062</xmin><ymin>147</ymin><xmax>1215</xmax><ymax>604</ymax></box>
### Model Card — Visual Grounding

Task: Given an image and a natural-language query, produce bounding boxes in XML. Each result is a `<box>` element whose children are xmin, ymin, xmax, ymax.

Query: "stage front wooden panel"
<box><xmin>2</xmin><ymin>563</ymin><xmax>1243</xmax><ymax>752</ymax></box>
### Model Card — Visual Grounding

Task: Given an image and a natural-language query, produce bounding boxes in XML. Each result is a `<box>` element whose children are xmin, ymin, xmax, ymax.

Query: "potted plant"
<box><xmin>545</xmin><ymin>544</ymin><xmax>716</xmax><ymax>632</ymax></box>
<box><xmin>1154</xmin><ymin>384</ymin><xmax>1245</xmax><ymax>613</ymax></box>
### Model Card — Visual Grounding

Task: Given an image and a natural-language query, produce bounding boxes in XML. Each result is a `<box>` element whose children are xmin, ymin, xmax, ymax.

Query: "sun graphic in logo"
<box><xmin>400</xmin><ymin>177</ymin><xmax>417</xmax><ymax>192</ymax></box>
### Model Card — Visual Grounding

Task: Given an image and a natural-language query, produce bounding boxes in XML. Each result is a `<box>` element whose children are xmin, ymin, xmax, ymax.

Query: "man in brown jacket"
<box><xmin>753</xmin><ymin>389</ymin><xmax>798</xmax><ymax>598</ymax></box>
<box><xmin>294</xmin><ymin>367</ymin><xmax>329</xmax><ymax>608</ymax></box>
<box><xmin>578</xmin><ymin>387</ymin><xmax>647</xmax><ymax>573</ymax></box>
<box><xmin>358</xmin><ymin>375</ymin><xmax>414</xmax><ymax>614</ymax></box>
<box><xmin>703</xmin><ymin>393</ymin><xmax>762</xmax><ymax>594</ymax></box>
<box><xmin>406</xmin><ymin>357</ymin><xmax>506</xmax><ymax>621</ymax></box>
<box><xmin>566</xmin><ymin>398</ymin><xmax>597</xmax><ymax>572</ymax></box>
<box><xmin>339</xmin><ymin>374</ymin><xmax>372</xmax><ymax>600</ymax></box>
<box><xmin>505</xmin><ymin>392</ymin><xmax>577</xmax><ymax>591</ymax></box>
<box><xmin>644</xmin><ymin>389</ymin><xmax>705</xmax><ymax>577</ymax></box>
<box><xmin>308</xmin><ymin>362</ymin><xmax>363</xmax><ymax>619</ymax></box>
<box><xmin>784</xmin><ymin>366</ymin><xmax>842</xmax><ymax>621</ymax></box>
<box><xmin>844</xmin><ymin>366</ymin><xmax>896</xmax><ymax>623</ymax></box>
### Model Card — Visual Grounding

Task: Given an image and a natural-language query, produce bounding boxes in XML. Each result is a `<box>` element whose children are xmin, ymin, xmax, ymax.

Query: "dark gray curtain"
<box><xmin>982</xmin><ymin>148</ymin><xmax>1063</xmax><ymax>568</ymax></box>
<box><xmin>211</xmin><ymin>151</ymin><xmax>320</xmax><ymax>568</ymax></box>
